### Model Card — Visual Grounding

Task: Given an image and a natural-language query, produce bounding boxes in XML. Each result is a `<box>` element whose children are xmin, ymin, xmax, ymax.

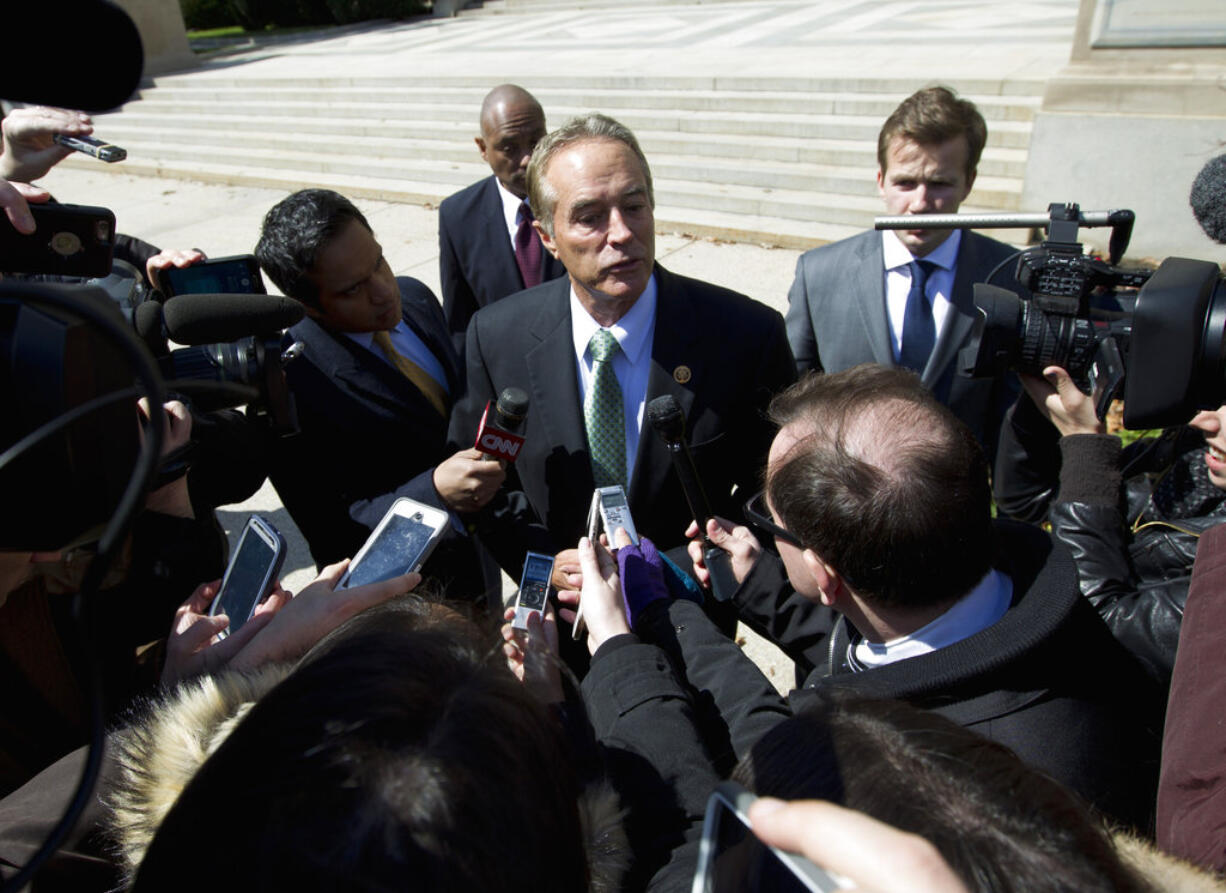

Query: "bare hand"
<box><xmin>686</xmin><ymin>517</ymin><xmax>761</xmax><ymax>587</ymax></box>
<box><xmin>551</xmin><ymin>547</ymin><xmax>582</xmax><ymax>594</ymax></box>
<box><xmin>160</xmin><ymin>579</ymin><xmax>286</xmax><ymax>687</ymax></box>
<box><xmin>501</xmin><ymin>603</ymin><xmax>563</xmax><ymax>703</ymax></box>
<box><xmin>0</xmin><ymin>178</ymin><xmax>50</xmax><ymax>235</ymax></box>
<box><xmin>1020</xmin><ymin>366</ymin><xmax>1104</xmax><ymax>437</ymax></box>
<box><xmin>0</xmin><ymin>106</ymin><xmax>92</xmax><ymax>183</ymax></box>
<box><xmin>749</xmin><ymin>798</ymin><xmax>969</xmax><ymax>893</ymax></box>
<box><xmin>230</xmin><ymin>560</ymin><xmax>419</xmax><ymax>670</ymax></box>
<box><xmin>145</xmin><ymin>247</ymin><xmax>206</xmax><ymax>291</ymax></box>
<box><xmin>139</xmin><ymin>399</ymin><xmax>195</xmax><ymax>517</ymax></box>
<box><xmin>575</xmin><ymin>536</ymin><xmax>631</xmax><ymax>655</ymax></box>
<box><xmin>433</xmin><ymin>449</ymin><xmax>506</xmax><ymax>512</ymax></box>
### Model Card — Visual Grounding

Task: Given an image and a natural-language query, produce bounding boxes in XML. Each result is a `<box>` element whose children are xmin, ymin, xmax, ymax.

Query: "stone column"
<box><xmin>1022</xmin><ymin>0</ymin><xmax>1226</xmax><ymax>261</ymax></box>
<box><xmin>113</xmin><ymin>0</ymin><xmax>199</xmax><ymax>77</ymax></box>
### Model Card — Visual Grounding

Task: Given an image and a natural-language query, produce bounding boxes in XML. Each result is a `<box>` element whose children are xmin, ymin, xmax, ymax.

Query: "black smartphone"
<box><xmin>156</xmin><ymin>254</ymin><xmax>266</xmax><ymax>297</ymax></box>
<box><xmin>210</xmin><ymin>515</ymin><xmax>287</xmax><ymax>638</ymax></box>
<box><xmin>692</xmin><ymin>782</ymin><xmax>849</xmax><ymax>893</ymax></box>
<box><xmin>0</xmin><ymin>203</ymin><xmax>116</xmax><ymax>277</ymax></box>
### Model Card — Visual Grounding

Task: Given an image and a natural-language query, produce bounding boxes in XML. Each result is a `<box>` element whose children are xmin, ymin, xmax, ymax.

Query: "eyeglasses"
<box><xmin>743</xmin><ymin>490</ymin><xmax>803</xmax><ymax>548</ymax></box>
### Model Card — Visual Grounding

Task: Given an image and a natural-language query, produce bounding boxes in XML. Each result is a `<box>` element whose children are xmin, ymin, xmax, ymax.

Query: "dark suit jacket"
<box><xmin>447</xmin><ymin>264</ymin><xmax>796</xmax><ymax>573</ymax></box>
<box><xmin>785</xmin><ymin>229</ymin><xmax>1020</xmax><ymax>460</ymax></box>
<box><xmin>270</xmin><ymin>277</ymin><xmax>485</xmax><ymax>594</ymax></box>
<box><xmin>438</xmin><ymin>175</ymin><xmax>566</xmax><ymax>352</ymax></box>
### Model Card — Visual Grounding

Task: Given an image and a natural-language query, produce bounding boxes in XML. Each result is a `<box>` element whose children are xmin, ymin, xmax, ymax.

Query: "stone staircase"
<box><xmin>73</xmin><ymin>74</ymin><xmax>1042</xmax><ymax>249</ymax></box>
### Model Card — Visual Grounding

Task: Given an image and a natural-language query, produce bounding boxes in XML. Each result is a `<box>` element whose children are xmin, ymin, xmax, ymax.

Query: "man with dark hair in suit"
<box><xmin>255</xmin><ymin>189</ymin><xmax>503</xmax><ymax>598</ymax></box>
<box><xmin>438</xmin><ymin>85</ymin><xmax>566</xmax><ymax>350</ymax></box>
<box><xmin>785</xmin><ymin>85</ymin><xmax>1019</xmax><ymax>461</ymax></box>
<box><xmin>448</xmin><ymin>114</ymin><xmax>795</xmax><ymax>601</ymax></box>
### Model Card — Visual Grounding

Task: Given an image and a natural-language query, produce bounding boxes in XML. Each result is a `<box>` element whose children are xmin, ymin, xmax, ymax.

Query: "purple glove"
<box><xmin>616</xmin><ymin>536</ymin><xmax>669</xmax><ymax>628</ymax></box>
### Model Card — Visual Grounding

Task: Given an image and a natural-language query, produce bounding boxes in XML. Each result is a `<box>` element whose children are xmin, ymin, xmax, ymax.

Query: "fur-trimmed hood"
<box><xmin>106</xmin><ymin>665</ymin><xmax>629</xmax><ymax>891</ymax></box>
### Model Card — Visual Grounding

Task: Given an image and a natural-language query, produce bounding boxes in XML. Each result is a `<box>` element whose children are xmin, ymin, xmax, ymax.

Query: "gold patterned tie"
<box><xmin>371</xmin><ymin>329</ymin><xmax>449</xmax><ymax>418</ymax></box>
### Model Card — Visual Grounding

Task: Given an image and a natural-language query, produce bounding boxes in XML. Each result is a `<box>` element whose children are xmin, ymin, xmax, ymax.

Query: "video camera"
<box><xmin>1</xmin><ymin>248</ymin><xmax>304</xmax><ymax>551</ymax></box>
<box><xmin>875</xmin><ymin>203</ymin><xmax>1226</xmax><ymax>430</ymax></box>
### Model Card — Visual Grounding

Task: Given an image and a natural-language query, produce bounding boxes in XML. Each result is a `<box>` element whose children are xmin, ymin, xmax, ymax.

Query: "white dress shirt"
<box><xmin>881</xmin><ymin>229</ymin><xmax>962</xmax><ymax>365</ymax></box>
<box><xmin>569</xmin><ymin>275</ymin><xmax>659</xmax><ymax>486</ymax></box>
<box><xmin>851</xmin><ymin>568</ymin><xmax>1013</xmax><ymax>669</ymax></box>
<box><xmin>496</xmin><ymin>179</ymin><xmax>526</xmax><ymax>249</ymax></box>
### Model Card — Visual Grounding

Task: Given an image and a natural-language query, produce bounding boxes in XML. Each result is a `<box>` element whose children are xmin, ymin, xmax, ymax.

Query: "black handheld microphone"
<box><xmin>646</xmin><ymin>394</ymin><xmax>739</xmax><ymax>602</ymax></box>
<box><xmin>474</xmin><ymin>387</ymin><xmax>530</xmax><ymax>463</ymax></box>
<box><xmin>162</xmin><ymin>293</ymin><xmax>305</xmax><ymax>345</ymax></box>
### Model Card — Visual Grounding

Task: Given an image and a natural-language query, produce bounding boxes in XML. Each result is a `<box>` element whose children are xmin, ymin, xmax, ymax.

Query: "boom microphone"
<box><xmin>162</xmin><ymin>293</ymin><xmax>304</xmax><ymax>345</ymax></box>
<box><xmin>1190</xmin><ymin>154</ymin><xmax>1226</xmax><ymax>245</ymax></box>
<box><xmin>474</xmin><ymin>387</ymin><xmax>529</xmax><ymax>463</ymax></box>
<box><xmin>646</xmin><ymin>395</ymin><xmax>739</xmax><ymax>602</ymax></box>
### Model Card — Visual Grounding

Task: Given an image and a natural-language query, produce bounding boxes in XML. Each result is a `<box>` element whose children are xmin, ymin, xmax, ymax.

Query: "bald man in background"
<box><xmin>438</xmin><ymin>84</ymin><xmax>567</xmax><ymax>351</ymax></box>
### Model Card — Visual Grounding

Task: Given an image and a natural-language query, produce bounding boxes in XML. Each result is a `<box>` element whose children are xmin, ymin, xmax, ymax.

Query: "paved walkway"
<box><xmin>179</xmin><ymin>0</ymin><xmax>1078</xmax><ymax>82</ymax></box>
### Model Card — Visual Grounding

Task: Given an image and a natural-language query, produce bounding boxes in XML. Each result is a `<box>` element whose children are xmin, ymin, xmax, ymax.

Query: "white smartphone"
<box><xmin>210</xmin><ymin>515</ymin><xmax>286</xmax><ymax>638</ymax></box>
<box><xmin>338</xmin><ymin>497</ymin><xmax>449</xmax><ymax>589</ymax></box>
<box><xmin>573</xmin><ymin>486</ymin><xmax>639</xmax><ymax>640</ymax></box>
<box><xmin>692</xmin><ymin>782</ymin><xmax>852</xmax><ymax>893</ymax></box>
<box><xmin>512</xmin><ymin>551</ymin><xmax>555</xmax><ymax>631</ymax></box>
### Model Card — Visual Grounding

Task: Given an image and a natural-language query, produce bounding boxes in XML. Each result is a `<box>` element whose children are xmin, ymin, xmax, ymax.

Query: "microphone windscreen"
<box><xmin>162</xmin><ymin>293</ymin><xmax>304</xmax><ymax>345</ymax></box>
<box><xmin>4</xmin><ymin>3</ymin><xmax>143</xmax><ymax>112</ymax></box>
<box><xmin>1190</xmin><ymin>154</ymin><xmax>1226</xmax><ymax>244</ymax></box>
<box><xmin>495</xmin><ymin>387</ymin><xmax>529</xmax><ymax>427</ymax></box>
<box><xmin>647</xmin><ymin>394</ymin><xmax>686</xmax><ymax>441</ymax></box>
<box><xmin>133</xmin><ymin>300</ymin><xmax>167</xmax><ymax>355</ymax></box>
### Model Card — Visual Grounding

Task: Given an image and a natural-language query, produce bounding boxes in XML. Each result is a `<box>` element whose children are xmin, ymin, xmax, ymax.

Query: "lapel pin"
<box><xmin>673</xmin><ymin>365</ymin><xmax>692</xmax><ymax>384</ymax></box>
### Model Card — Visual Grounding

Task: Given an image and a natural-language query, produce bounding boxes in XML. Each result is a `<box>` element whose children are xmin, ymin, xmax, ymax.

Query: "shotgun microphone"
<box><xmin>646</xmin><ymin>394</ymin><xmax>739</xmax><ymax>602</ymax></box>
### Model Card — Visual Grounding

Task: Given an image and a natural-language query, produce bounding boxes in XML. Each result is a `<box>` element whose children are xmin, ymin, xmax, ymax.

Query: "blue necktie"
<box><xmin>899</xmin><ymin>259</ymin><xmax>937</xmax><ymax>373</ymax></box>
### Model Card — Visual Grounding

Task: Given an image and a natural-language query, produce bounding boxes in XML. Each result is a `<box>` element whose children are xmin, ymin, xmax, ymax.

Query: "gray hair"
<box><xmin>527</xmin><ymin>113</ymin><xmax>654</xmax><ymax>237</ymax></box>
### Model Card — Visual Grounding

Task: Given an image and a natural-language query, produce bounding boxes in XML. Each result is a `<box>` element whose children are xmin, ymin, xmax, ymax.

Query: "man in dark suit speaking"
<box><xmin>448</xmin><ymin>114</ymin><xmax>795</xmax><ymax>591</ymax></box>
<box><xmin>785</xmin><ymin>86</ymin><xmax>1019</xmax><ymax>461</ymax></box>
<box><xmin>255</xmin><ymin>189</ymin><xmax>504</xmax><ymax>598</ymax></box>
<box><xmin>438</xmin><ymin>84</ymin><xmax>566</xmax><ymax>350</ymax></box>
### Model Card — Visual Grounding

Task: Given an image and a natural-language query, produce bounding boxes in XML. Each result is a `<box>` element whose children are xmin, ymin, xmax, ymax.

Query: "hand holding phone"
<box><xmin>693</xmin><ymin>782</ymin><xmax>850</xmax><ymax>893</ymax></box>
<box><xmin>573</xmin><ymin>485</ymin><xmax>639</xmax><ymax>640</ymax></box>
<box><xmin>155</xmin><ymin>253</ymin><xmax>265</xmax><ymax>297</ymax></box>
<box><xmin>512</xmin><ymin>552</ymin><xmax>555</xmax><ymax>631</ymax></box>
<box><xmin>210</xmin><ymin>515</ymin><xmax>287</xmax><ymax>638</ymax></box>
<box><xmin>338</xmin><ymin>498</ymin><xmax>449</xmax><ymax>589</ymax></box>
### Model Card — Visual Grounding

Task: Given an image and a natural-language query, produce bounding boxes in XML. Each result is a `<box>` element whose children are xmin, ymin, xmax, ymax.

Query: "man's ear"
<box><xmin>475</xmin><ymin>136</ymin><xmax>488</xmax><ymax>162</ymax></box>
<box><xmin>802</xmin><ymin>549</ymin><xmax>844</xmax><ymax>608</ymax></box>
<box><xmin>533</xmin><ymin>220</ymin><xmax>560</xmax><ymax>260</ymax></box>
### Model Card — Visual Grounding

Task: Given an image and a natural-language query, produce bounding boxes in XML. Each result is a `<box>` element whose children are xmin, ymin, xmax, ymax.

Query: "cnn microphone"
<box><xmin>646</xmin><ymin>394</ymin><xmax>739</xmax><ymax>602</ymax></box>
<box><xmin>474</xmin><ymin>387</ymin><xmax>529</xmax><ymax>463</ymax></box>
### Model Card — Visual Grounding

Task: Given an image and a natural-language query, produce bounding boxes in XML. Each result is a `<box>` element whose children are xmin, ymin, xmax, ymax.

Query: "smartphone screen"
<box><xmin>214</xmin><ymin>526</ymin><xmax>279</xmax><ymax>635</ymax></box>
<box><xmin>694</xmin><ymin>784</ymin><xmax>847</xmax><ymax>893</ymax></box>
<box><xmin>343</xmin><ymin>512</ymin><xmax>437</xmax><ymax>589</ymax></box>
<box><xmin>160</xmin><ymin>256</ymin><xmax>265</xmax><ymax>296</ymax></box>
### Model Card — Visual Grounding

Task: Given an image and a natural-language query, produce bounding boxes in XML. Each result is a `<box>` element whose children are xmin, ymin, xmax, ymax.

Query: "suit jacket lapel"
<box><xmin>524</xmin><ymin>277</ymin><xmax>589</xmax><ymax>475</ymax></box>
<box><xmin>854</xmin><ymin>233</ymin><xmax>896</xmax><ymax>367</ymax></box>
<box><xmin>397</xmin><ymin>282</ymin><xmax>462</xmax><ymax>394</ymax></box>
<box><xmin>629</xmin><ymin>265</ymin><xmax>700</xmax><ymax>508</ymax></box>
<box><xmin>923</xmin><ymin>235</ymin><xmax>979</xmax><ymax>391</ymax></box>
<box><xmin>480</xmin><ymin>176</ymin><xmax>528</xmax><ymax>295</ymax></box>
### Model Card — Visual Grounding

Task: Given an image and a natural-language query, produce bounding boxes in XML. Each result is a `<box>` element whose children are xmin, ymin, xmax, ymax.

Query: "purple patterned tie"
<box><xmin>515</xmin><ymin>200</ymin><xmax>543</xmax><ymax>289</ymax></box>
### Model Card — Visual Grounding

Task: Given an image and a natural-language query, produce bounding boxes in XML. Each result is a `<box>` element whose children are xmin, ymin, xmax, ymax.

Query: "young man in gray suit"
<box><xmin>786</xmin><ymin>86</ymin><xmax>1019</xmax><ymax>461</ymax></box>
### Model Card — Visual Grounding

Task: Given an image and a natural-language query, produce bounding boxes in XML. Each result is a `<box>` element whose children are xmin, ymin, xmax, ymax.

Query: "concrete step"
<box><xmin>132</xmin><ymin>84</ymin><xmax>1039</xmax><ymax>122</ymax></box>
<box><xmin>81</xmin><ymin>70</ymin><xmax>1043</xmax><ymax>248</ymax></box>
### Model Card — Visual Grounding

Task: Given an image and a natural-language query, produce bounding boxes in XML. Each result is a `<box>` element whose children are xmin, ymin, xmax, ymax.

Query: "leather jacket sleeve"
<box><xmin>1048</xmin><ymin>434</ymin><xmax>1185</xmax><ymax>686</ymax></box>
